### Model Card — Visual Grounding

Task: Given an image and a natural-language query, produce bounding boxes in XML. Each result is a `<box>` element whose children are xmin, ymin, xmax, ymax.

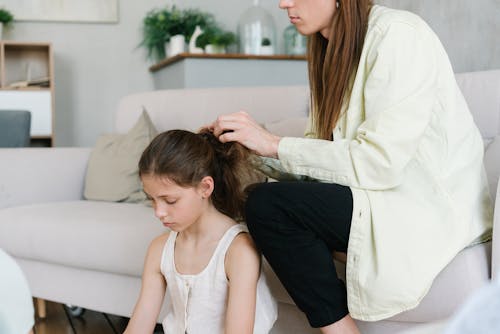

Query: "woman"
<box><xmin>210</xmin><ymin>0</ymin><xmax>493</xmax><ymax>333</ymax></box>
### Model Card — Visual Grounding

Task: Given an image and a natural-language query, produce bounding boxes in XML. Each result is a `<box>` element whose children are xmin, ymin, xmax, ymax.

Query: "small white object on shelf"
<box><xmin>189</xmin><ymin>26</ymin><xmax>204</xmax><ymax>54</ymax></box>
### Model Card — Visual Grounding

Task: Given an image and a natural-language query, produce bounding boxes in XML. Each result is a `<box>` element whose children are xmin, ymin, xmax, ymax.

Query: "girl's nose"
<box><xmin>154</xmin><ymin>204</ymin><xmax>167</xmax><ymax>221</ymax></box>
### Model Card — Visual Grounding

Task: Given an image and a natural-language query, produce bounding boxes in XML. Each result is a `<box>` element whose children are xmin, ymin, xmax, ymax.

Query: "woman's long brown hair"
<box><xmin>308</xmin><ymin>0</ymin><xmax>373</xmax><ymax>140</ymax></box>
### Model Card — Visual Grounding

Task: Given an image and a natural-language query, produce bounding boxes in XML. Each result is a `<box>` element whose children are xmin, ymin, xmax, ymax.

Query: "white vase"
<box><xmin>189</xmin><ymin>26</ymin><xmax>204</xmax><ymax>54</ymax></box>
<box><xmin>205</xmin><ymin>44</ymin><xmax>226</xmax><ymax>54</ymax></box>
<box><xmin>166</xmin><ymin>34</ymin><xmax>186</xmax><ymax>58</ymax></box>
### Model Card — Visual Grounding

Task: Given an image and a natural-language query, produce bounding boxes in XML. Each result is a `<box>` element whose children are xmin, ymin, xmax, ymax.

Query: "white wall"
<box><xmin>3</xmin><ymin>0</ymin><xmax>499</xmax><ymax>147</ymax></box>
<box><xmin>376</xmin><ymin>0</ymin><xmax>500</xmax><ymax>73</ymax></box>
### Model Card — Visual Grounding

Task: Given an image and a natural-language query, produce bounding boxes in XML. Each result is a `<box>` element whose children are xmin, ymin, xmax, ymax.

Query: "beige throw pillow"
<box><xmin>84</xmin><ymin>110</ymin><xmax>158</xmax><ymax>203</ymax></box>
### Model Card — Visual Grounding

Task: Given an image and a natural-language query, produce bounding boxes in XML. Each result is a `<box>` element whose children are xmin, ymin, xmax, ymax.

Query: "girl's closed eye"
<box><xmin>164</xmin><ymin>198</ymin><xmax>177</xmax><ymax>205</ymax></box>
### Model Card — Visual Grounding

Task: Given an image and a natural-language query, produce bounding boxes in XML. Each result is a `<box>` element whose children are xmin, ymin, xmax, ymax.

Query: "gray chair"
<box><xmin>0</xmin><ymin>110</ymin><xmax>31</xmax><ymax>147</ymax></box>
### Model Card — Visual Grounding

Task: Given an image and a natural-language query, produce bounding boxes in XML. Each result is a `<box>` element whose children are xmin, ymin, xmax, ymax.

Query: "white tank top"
<box><xmin>160</xmin><ymin>224</ymin><xmax>278</xmax><ymax>334</ymax></box>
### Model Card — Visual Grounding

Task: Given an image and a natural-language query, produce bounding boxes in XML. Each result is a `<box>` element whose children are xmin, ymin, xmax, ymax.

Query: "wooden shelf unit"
<box><xmin>0</xmin><ymin>41</ymin><xmax>55</xmax><ymax>147</ymax></box>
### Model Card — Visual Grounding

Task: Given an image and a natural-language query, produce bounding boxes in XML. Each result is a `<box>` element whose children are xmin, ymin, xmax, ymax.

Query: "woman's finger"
<box><xmin>213</xmin><ymin>119</ymin><xmax>244</xmax><ymax>137</ymax></box>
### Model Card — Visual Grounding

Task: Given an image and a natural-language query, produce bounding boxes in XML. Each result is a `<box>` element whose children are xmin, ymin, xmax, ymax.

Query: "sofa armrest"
<box><xmin>0</xmin><ymin>148</ymin><xmax>91</xmax><ymax>208</ymax></box>
<box><xmin>492</xmin><ymin>180</ymin><xmax>500</xmax><ymax>279</ymax></box>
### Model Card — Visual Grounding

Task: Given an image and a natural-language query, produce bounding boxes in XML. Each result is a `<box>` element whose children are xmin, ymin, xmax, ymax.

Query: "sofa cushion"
<box><xmin>0</xmin><ymin>201</ymin><xmax>165</xmax><ymax>277</ymax></box>
<box><xmin>264</xmin><ymin>242</ymin><xmax>490</xmax><ymax>323</ymax></box>
<box><xmin>455</xmin><ymin>70</ymin><xmax>500</xmax><ymax>141</ymax></box>
<box><xmin>84</xmin><ymin>110</ymin><xmax>157</xmax><ymax>203</ymax></box>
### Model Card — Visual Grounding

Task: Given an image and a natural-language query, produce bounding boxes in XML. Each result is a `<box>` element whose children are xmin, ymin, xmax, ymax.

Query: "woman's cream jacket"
<box><xmin>261</xmin><ymin>5</ymin><xmax>493</xmax><ymax>321</ymax></box>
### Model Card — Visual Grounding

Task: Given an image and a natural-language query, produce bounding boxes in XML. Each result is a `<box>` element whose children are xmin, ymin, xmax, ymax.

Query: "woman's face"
<box><xmin>279</xmin><ymin>0</ymin><xmax>337</xmax><ymax>38</ymax></box>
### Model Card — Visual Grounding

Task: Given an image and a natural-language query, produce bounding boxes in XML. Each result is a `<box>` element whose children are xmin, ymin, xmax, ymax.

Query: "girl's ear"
<box><xmin>198</xmin><ymin>176</ymin><xmax>215</xmax><ymax>199</ymax></box>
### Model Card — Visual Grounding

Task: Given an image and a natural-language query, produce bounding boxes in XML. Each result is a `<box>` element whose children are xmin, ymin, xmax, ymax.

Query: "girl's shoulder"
<box><xmin>228</xmin><ymin>230</ymin><xmax>255</xmax><ymax>252</ymax></box>
<box><xmin>225</xmin><ymin>229</ymin><xmax>261</xmax><ymax>280</ymax></box>
<box><xmin>225</xmin><ymin>228</ymin><xmax>259</xmax><ymax>264</ymax></box>
<box><xmin>147</xmin><ymin>232</ymin><xmax>171</xmax><ymax>260</ymax></box>
<box><xmin>151</xmin><ymin>231</ymin><xmax>171</xmax><ymax>248</ymax></box>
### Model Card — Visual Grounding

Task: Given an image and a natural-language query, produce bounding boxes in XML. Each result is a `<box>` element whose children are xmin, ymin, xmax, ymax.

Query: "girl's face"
<box><xmin>279</xmin><ymin>0</ymin><xmax>337</xmax><ymax>38</ymax></box>
<box><xmin>142</xmin><ymin>174</ymin><xmax>213</xmax><ymax>232</ymax></box>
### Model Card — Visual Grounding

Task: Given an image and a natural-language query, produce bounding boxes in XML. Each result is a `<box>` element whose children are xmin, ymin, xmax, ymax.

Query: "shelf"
<box><xmin>0</xmin><ymin>41</ymin><xmax>55</xmax><ymax>147</ymax></box>
<box><xmin>1</xmin><ymin>42</ymin><xmax>52</xmax><ymax>88</ymax></box>
<box><xmin>0</xmin><ymin>87</ymin><xmax>51</xmax><ymax>91</ymax></box>
<box><xmin>149</xmin><ymin>53</ymin><xmax>307</xmax><ymax>72</ymax></box>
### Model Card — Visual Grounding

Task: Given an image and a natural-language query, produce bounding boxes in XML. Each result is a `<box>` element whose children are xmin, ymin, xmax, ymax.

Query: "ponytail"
<box><xmin>139</xmin><ymin>129</ymin><xmax>262</xmax><ymax>220</ymax></box>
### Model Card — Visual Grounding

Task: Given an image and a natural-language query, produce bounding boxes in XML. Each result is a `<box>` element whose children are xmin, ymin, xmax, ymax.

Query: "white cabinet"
<box><xmin>149</xmin><ymin>53</ymin><xmax>308</xmax><ymax>89</ymax></box>
<box><xmin>0</xmin><ymin>91</ymin><xmax>52</xmax><ymax>136</ymax></box>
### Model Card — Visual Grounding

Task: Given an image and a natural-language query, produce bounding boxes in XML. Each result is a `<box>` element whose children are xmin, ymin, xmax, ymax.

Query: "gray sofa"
<box><xmin>1</xmin><ymin>70</ymin><xmax>500</xmax><ymax>333</ymax></box>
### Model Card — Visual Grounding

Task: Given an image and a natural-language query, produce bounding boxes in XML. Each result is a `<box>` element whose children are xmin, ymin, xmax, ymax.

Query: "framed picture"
<box><xmin>0</xmin><ymin>0</ymin><xmax>119</xmax><ymax>23</ymax></box>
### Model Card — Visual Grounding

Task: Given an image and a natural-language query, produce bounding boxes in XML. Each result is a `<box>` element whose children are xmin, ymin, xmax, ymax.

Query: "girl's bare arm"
<box><xmin>124</xmin><ymin>233</ymin><xmax>169</xmax><ymax>334</ymax></box>
<box><xmin>224</xmin><ymin>233</ymin><xmax>261</xmax><ymax>334</ymax></box>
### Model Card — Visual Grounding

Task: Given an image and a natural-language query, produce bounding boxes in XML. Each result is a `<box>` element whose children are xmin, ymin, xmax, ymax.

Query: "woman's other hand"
<box><xmin>209</xmin><ymin>111</ymin><xmax>282</xmax><ymax>159</ymax></box>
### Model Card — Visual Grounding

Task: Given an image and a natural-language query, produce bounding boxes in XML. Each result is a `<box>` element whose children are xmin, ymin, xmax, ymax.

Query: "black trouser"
<box><xmin>245</xmin><ymin>181</ymin><xmax>353</xmax><ymax>328</ymax></box>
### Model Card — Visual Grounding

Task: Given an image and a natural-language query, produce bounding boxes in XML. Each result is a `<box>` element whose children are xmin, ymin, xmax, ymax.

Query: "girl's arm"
<box><xmin>224</xmin><ymin>233</ymin><xmax>261</xmax><ymax>334</ymax></box>
<box><xmin>124</xmin><ymin>233</ymin><xmax>169</xmax><ymax>334</ymax></box>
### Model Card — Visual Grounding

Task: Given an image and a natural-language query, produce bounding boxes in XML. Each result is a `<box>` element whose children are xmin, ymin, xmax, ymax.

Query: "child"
<box><xmin>124</xmin><ymin>129</ymin><xmax>277</xmax><ymax>334</ymax></box>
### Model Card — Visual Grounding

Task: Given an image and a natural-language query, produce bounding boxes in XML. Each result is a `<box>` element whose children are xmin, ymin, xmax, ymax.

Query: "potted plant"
<box><xmin>171</xmin><ymin>9</ymin><xmax>215</xmax><ymax>57</ymax></box>
<box><xmin>140</xmin><ymin>7</ymin><xmax>222</xmax><ymax>61</ymax></box>
<box><xmin>0</xmin><ymin>7</ymin><xmax>14</xmax><ymax>39</ymax></box>
<box><xmin>182</xmin><ymin>8</ymin><xmax>216</xmax><ymax>41</ymax></box>
<box><xmin>196</xmin><ymin>26</ymin><xmax>236</xmax><ymax>54</ymax></box>
<box><xmin>260</xmin><ymin>37</ymin><xmax>274</xmax><ymax>55</ymax></box>
<box><xmin>140</xmin><ymin>8</ymin><xmax>172</xmax><ymax>61</ymax></box>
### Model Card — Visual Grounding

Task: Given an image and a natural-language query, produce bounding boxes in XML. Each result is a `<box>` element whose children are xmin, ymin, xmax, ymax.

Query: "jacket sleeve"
<box><xmin>256</xmin><ymin>115</ymin><xmax>319</xmax><ymax>182</ymax></box>
<box><xmin>276</xmin><ymin>20</ymin><xmax>439</xmax><ymax>190</ymax></box>
<box><xmin>257</xmin><ymin>157</ymin><xmax>319</xmax><ymax>182</ymax></box>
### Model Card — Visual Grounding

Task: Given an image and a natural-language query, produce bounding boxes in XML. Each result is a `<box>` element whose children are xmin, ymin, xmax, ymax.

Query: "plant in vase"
<box><xmin>140</xmin><ymin>7</ymin><xmax>220</xmax><ymax>61</ymax></box>
<box><xmin>140</xmin><ymin>7</ymin><xmax>175</xmax><ymax>61</ymax></box>
<box><xmin>0</xmin><ymin>7</ymin><xmax>14</xmax><ymax>39</ymax></box>
<box><xmin>260</xmin><ymin>37</ymin><xmax>274</xmax><ymax>55</ymax></box>
<box><xmin>182</xmin><ymin>9</ymin><xmax>216</xmax><ymax>54</ymax></box>
<box><xmin>196</xmin><ymin>26</ymin><xmax>236</xmax><ymax>54</ymax></box>
<box><xmin>182</xmin><ymin>8</ymin><xmax>216</xmax><ymax>41</ymax></box>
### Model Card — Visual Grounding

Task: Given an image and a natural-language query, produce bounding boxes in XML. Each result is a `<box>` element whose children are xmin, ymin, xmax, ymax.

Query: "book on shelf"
<box><xmin>8</xmin><ymin>77</ymin><xmax>51</xmax><ymax>88</ymax></box>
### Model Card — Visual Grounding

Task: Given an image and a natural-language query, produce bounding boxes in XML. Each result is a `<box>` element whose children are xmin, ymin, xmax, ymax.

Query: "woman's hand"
<box><xmin>209</xmin><ymin>111</ymin><xmax>282</xmax><ymax>158</ymax></box>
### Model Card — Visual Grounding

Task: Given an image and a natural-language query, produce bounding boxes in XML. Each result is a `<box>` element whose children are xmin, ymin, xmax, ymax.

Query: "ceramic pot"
<box><xmin>166</xmin><ymin>34</ymin><xmax>186</xmax><ymax>58</ymax></box>
<box><xmin>205</xmin><ymin>44</ymin><xmax>226</xmax><ymax>54</ymax></box>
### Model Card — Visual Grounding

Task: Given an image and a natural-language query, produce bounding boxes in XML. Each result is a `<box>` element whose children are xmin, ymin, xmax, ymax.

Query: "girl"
<box><xmin>210</xmin><ymin>0</ymin><xmax>493</xmax><ymax>333</ymax></box>
<box><xmin>124</xmin><ymin>130</ymin><xmax>277</xmax><ymax>334</ymax></box>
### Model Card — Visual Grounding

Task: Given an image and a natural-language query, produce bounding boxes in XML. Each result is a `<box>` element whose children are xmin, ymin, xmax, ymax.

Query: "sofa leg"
<box><xmin>36</xmin><ymin>298</ymin><xmax>46</xmax><ymax>319</ymax></box>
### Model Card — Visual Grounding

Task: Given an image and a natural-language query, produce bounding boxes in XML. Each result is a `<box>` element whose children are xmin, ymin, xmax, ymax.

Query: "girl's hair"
<box><xmin>138</xmin><ymin>129</ymin><xmax>262</xmax><ymax>220</ymax></box>
<box><xmin>308</xmin><ymin>0</ymin><xmax>373</xmax><ymax>140</ymax></box>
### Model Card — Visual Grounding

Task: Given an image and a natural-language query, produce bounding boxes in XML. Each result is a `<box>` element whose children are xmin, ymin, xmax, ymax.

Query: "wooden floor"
<box><xmin>33</xmin><ymin>300</ymin><xmax>164</xmax><ymax>334</ymax></box>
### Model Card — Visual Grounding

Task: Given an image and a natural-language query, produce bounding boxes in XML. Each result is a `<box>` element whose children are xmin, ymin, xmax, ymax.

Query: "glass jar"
<box><xmin>237</xmin><ymin>0</ymin><xmax>277</xmax><ymax>55</ymax></box>
<box><xmin>284</xmin><ymin>25</ymin><xmax>307</xmax><ymax>56</ymax></box>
